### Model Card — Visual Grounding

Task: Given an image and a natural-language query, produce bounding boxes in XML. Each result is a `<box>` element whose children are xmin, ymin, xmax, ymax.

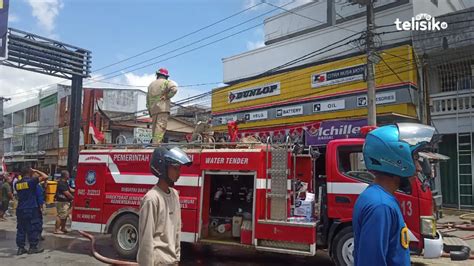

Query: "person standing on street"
<box><xmin>353</xmin><ymin>123</ymin><xmax>435</xmax><ymax>266</ymax></box>
<box><xmin>54</xmin><ymin>170</ymin><xmax>74</xmax><ymax>234</ymax></box>
<box><xmin>137</xmin><ymin>147</ymin><xmax>192</xmax><ymax>266</ymax></box>
<box><xmin>1</xmin><ymin>175</ymin><xmax>13</xmax><ymax>221</ymax></box>
<box><xmin>15</xmin><ymin>167</ymin><xmax>48</xmax><ymax>255</ymax></box>
<box><xmin>146</xmin><ymin>68</ymin><xmax>178</xmax><ymax>144</ymax></box>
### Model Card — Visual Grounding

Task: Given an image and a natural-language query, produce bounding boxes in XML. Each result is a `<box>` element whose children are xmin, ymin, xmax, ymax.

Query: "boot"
<box><xmin>28</xmin><ymin>247</ymin><xmax>44</xmax><ymax>254</ymax></box>
<box><xmin>16</xmin><ymin>247</ymin><xmax>28</xmax><ymax>255</ymax></box>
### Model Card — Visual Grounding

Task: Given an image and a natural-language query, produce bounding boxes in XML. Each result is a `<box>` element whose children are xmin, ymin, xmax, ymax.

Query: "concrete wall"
<box><xmin>264</xmin><ymin>1</ymin><xmax>328</xmax><ymax>44</ymax></box>
<box><xmin>223</xmin><ymin>0</ymin><xmax>469</xmax><ymax>84</ymax></box>
<box><xmin>223</xmin><ymin>3</ymin><xmax>412</xmax><ymax>83</ymax></box>
<box><xmin>412</xmin><ymin>0</ymin><xmax>465</xmax><ymax>17</ymax></box>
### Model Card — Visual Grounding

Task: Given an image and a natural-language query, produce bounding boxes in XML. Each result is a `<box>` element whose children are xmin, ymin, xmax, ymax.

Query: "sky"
<box><xmin>1</xmin><ymin>0</ymin><xmax>314</xmax><ymax>107</ymax></box>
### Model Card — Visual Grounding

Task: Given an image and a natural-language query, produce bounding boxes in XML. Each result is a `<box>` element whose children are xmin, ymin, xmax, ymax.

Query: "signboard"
<box><xmin>218</xmin><ymin>115</ymin><xmax>237</xmax><ymax>125</ymax></box>
<box><xmin>313</xmin><ymin>99</ymin><xmax>345</xmax><ymax>113</ymax></box>
<box><xmin>39</xmin><ymin>93</ymin><xmax>58</xmax><ymax>135</ymax></box>
<box><xmin>357</xmin><ymin>91</ymin><xmax>397</xmax><ymax>107</ymax></box>
<box><xmin>0</xmin><ymin>0</ymin><xmax>9</xmax><ymax>60</ymax></box>
<box><xmin>133</xmin><ymin>128</ymin><xmax>152</xmax><ymax>143</ymax></box>
<box><xmin>312</xmin><ymin>64</ymin><xmax>365</xmax><ymax>88</ymax></box>
<box><xmin>244</xmin><ymin>110</ymin><xmax>268</xmax><ymax>121</ymax></box>
<box><xmin>228</xmin><ymin>82</ymin><xmax>280</xmax><ymax>103</ymax></box>
<box><xmin>305</xmin><ymin>119</ymin><xmax>367</xmax><ymax>146</ymax></box>
<box><xmin>276</xmin><ymin>105</ymin><xmax>303</xmax><ymax>118</ymax></box>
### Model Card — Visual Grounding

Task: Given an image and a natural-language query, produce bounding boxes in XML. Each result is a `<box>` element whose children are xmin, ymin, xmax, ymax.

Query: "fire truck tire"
<box><xmin>112</xmin><ymin>214</ymin><xmax>139</xmax><ymax>260</ymax></box>
<box><xmin>331</xmin><ymin>226</ymin><xmax>354</xmax><ymax>266</ymax></box>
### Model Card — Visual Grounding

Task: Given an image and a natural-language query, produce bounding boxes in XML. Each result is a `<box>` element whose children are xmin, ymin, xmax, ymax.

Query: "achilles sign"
<box><xmin>228</xmin><ymin>82</ymin><xmax>280</xmax><ymax>103</ymax></box>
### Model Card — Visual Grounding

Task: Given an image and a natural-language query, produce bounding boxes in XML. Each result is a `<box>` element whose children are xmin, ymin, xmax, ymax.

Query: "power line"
<box><xmin>92</xmin><ymin>1</ymin><xmax>265</xmax><ymax>72</ymax></box>
<box><xmin>83</xmin><ymin>2</ymin><xmax>297</xmax><ymax>86</ymax></box>
<box><xmin>2</xmin><ymin>1</ymin><xmax>281</xmax><ymax>99</ymax></box>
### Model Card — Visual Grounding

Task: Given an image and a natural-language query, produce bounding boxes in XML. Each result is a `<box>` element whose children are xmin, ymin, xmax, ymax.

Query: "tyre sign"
<box><xmin>228</xmin><ymin>82</ymin><xmax>280</xmax><ymax>103</ymax></box>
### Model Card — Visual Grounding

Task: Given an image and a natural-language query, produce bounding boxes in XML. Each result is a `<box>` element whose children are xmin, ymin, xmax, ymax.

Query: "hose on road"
<box><xmin>79</xmin><ymin>230</ymin><xmax>138</xmax><ymax>266</ymax></box>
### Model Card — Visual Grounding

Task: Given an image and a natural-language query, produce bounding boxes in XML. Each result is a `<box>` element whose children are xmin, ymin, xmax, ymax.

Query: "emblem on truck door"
<box><xmin>85</xmin><ymin>170</ymin><xmax>97</xmax><ymax>186</ymax></box>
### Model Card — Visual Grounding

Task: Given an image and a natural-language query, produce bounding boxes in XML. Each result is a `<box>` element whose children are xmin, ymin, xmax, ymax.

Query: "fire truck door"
<box><xmin>73</xmin><ymin>163</ymin><xmax>106</xmax><ymax>232</ymax></box>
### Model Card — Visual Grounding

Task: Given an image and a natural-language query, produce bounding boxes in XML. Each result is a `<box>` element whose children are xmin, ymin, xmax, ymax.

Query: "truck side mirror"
<box><xmin>422</xmin><ymin>158</ymin><xmax>432</xmax><ymax>177</ymax></box>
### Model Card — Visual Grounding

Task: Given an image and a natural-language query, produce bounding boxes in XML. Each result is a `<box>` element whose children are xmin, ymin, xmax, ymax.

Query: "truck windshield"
<box><xmin>338</xmin><ymin>145</ymin><xmax>375</xmax><ymax>183</ymax></box>
<box><xmin>337</xmin><ymin>145</ymin><xmax>412</xmax><ymax>194</ymax></box>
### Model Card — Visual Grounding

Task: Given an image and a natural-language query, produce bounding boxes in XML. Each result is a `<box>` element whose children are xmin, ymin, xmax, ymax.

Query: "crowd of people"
<box><xmin>0</xmin><ymin>166</ymin><xmax>75</xmax><ymax>255</ymax></box>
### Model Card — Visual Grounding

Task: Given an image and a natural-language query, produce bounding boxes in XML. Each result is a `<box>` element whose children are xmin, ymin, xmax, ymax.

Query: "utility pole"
<box><xmin>0</xmin><ymin>97</ymin><xmax>11</xmax><ymax>159</ymax></box>
<box><xmin>67</xmin><ymin>75</ymin><xmax>83</xmax><ymax>175</ymax></box>
<box><xmin>351</xmin><ymin>0</ymin><xmax>377</xmax><ymax>126</ymax></box>
<box><xmin>366</xmin><ymin>1</ymin><xmax>377</xmax><ymax>126</ymax></box>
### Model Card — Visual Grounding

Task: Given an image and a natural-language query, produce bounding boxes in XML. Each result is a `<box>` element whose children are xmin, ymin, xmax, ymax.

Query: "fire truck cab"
<box><xmin>72</xmin><ymin>137</ymin><xmax>443</xmax><ymax>265</ymax></box>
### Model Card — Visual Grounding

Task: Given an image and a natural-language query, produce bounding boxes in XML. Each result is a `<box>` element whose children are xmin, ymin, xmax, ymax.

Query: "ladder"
<box><xmin>265</xmin><ymin>136</ymin><xmax>291</xmax><ymax>221</ymax></box>
<box><xmin>456</xmin><ymin>80</ymin><xmax>474</xmax><ymax>209</ymax></box>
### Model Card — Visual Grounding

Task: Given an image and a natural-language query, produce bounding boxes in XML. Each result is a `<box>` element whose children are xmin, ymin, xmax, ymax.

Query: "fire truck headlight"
<box><xmin>420</xmin><ymin>216</ymin><xmax>436</xmax><ymax>238</ymax></box>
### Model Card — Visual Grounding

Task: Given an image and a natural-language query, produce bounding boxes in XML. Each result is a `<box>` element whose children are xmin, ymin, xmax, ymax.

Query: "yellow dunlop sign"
<box><xmin>400</xmin><ymin>224</ymin><xmax>410</xmax><ymax>249</ymax></box>
<box><xmin>212</xmin><ymin>45</ymin><xmax>416</xmax><ymax>114</ymax></box>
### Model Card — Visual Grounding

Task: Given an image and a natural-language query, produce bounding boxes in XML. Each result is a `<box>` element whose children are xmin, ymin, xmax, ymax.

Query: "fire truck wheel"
<box><xmin>331</xmin><ymin>226</ymin><xmax>354</xmax><ymax>266</ymax></box>
<box><xmin>112</xmin><ymin>214</ymin><xmax>139</xmax><ymax>260</ymax></box>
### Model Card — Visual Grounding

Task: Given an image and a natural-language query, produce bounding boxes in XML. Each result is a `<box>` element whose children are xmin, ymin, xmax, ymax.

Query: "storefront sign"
<box><xmin>312</xmin><ymin>64</ymin><xmax>365</xmax><ymax>88</ymax></box>
<box><xmin>244</xmin><ymin>110</ymin><xmax>268</xmax><ymax>121</ymax></box>
<box><xmin>228</xmin><ymin>82</ymin><xmax>280</xmax><ymax>103</ymax></box>
<box><xmin>133</xmin><ymin>128</ymin><xmax>152</xmax><ymax>143</ymax></box>
<box><xmin>313</xmin><ymin>99</ymin><xmax>345</xmax><ymax>113</ymax></box>
<box><xmin>218</xmin><ymin>115</ymin><xmax>237</xmax><ymax>125</ymax></box>
<box><xmin>276</xmin><ymin>105</ymin><xmax>303</xmax><ymax>117</ymax></box>
<box><xmin>305</xmin><ymin>119</ymin><xmax>367</xmax><ymax>146</ymax></box>
<box><xmin>357</xmin><ymin>91</ymin><xmax>397</xmax><ymax>107</ymax></box>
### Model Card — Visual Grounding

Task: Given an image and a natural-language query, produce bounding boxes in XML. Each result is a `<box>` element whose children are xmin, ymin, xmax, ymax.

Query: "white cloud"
<box><xmin>26</xmin><ymin>0</ymin><xmax>64</xmax><ymax>36</ymax></box>
<box><xmin>8</xmin><ymin>14</ymin><xmax>20</xmax><ymax>23</ymax></box>
<box><xmin>246</xmin><ymin>40</ymin><xmax>265</xmax><ymax>50</ymax></box>
<box><xmin>246</xmin><ymin>27</ymin><xmax>265</xmax><ymax>50</ymax></box>
<box><xmin>124</xmin><ymin>72</ymin><xmax>155</xmax><ymax>88</ymax></box>
<box><xmin>0</xmin><ymin>66</ymin><xmax>64</xmax><ymax>107</ymax></box>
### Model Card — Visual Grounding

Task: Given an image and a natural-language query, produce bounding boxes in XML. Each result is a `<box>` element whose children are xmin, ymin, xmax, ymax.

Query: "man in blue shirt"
<box><xmin>353</xmin><ymin>123</ymin><xmax>435</xmax><ymax>266</ymax></box>
<box><xmin>15</xmin><ymin>167</ymin><xmax>48</xmax><ymax>255</ymax></box>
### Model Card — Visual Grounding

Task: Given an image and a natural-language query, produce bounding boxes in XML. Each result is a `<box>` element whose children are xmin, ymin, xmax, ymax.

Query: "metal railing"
<box><xmin>430</xmin><ymin>89</ymin><xmax>474</xmax><ymax>116</ymax></box>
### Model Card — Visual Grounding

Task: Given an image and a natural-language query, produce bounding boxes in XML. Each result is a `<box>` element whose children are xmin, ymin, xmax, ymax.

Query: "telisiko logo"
<box><xmin>395</xmin><ymin>13</ymin><xmax>448</xmax><ymax>31</ymax></box>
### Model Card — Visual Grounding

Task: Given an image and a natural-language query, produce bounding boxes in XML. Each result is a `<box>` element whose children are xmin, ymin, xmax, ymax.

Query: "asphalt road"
<box><xmin>0</xmin><ymin>209</ymin><xmax>472</xmax><ymax>265</ymax></box>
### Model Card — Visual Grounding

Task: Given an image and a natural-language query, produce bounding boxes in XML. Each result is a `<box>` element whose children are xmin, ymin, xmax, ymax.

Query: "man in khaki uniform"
<box><xmin>137</xmin><ymin>147</ymin><xmax>192</xmax><ymax>266</ymax></box>
<box><xmin>147</xmin><ymin>68</ymin><xmax>178</xmax><ymax>144</ymax></box>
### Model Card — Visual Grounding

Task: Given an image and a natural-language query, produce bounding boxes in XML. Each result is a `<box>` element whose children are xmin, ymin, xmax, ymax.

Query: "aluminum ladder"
<box><xmin>456</xmin><ymin>82</ymin><xmax>474</xmax><ymax>209</ymax></box>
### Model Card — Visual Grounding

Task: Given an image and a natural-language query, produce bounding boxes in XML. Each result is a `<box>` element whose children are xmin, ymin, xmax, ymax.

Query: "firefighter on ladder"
<box><xmin>147</xmin><ymin>68</ymin><xmax>178</xmax><ymax>144</ymax></box>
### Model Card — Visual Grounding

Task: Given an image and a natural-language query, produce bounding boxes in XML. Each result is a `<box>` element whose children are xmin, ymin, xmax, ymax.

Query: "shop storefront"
<box><xmin>211</xmin><ymin>45</ymin><xmax>419</xmax><ymax>142</ymax></box>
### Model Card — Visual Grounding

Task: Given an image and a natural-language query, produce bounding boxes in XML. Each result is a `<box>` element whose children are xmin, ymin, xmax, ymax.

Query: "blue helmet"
<box><xmin>363</xmin><ymin>123</ymin><xmax>435</xmax><ymax>178</ymax></box>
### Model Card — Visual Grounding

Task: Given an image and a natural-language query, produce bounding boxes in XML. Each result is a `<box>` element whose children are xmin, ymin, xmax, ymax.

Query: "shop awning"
<box><xmin>419</xmin><ymin>152</ymin><xmax>450</xmax><ymax>161</ymax></box>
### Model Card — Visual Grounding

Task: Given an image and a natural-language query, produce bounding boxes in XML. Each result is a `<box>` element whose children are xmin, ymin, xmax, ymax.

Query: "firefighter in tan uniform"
<box><xmin>137</xmin><ymin>147</ymin><xmax>192</xmax><ymax>266</ymax></box>
<box><xmin>147</xmin><ymin>68</ymin><xmax>178</xmax><ymax>144</ymax></box>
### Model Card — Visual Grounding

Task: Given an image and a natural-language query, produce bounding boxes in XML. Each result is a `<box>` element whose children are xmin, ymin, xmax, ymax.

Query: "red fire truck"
<box><xmin>72</xmin><ymin>134</ymin><xmax>445</xmax><ymax>265</ymax></box>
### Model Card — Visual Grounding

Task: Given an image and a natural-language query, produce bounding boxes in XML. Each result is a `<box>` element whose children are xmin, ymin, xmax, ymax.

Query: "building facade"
<box><xmin>413</xmin><ymin>8</ymin><xmax>474</xmax><ymax>208</ymax></box>
<box><xmin>212</xmin><ymin>0</ymin><xmax>471</xmax><ymax>207</ymax></box>
<box><xmin>213</xmin><ymin>0</ymin><xmax>466</xmax><ymax>141</ymax></box>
